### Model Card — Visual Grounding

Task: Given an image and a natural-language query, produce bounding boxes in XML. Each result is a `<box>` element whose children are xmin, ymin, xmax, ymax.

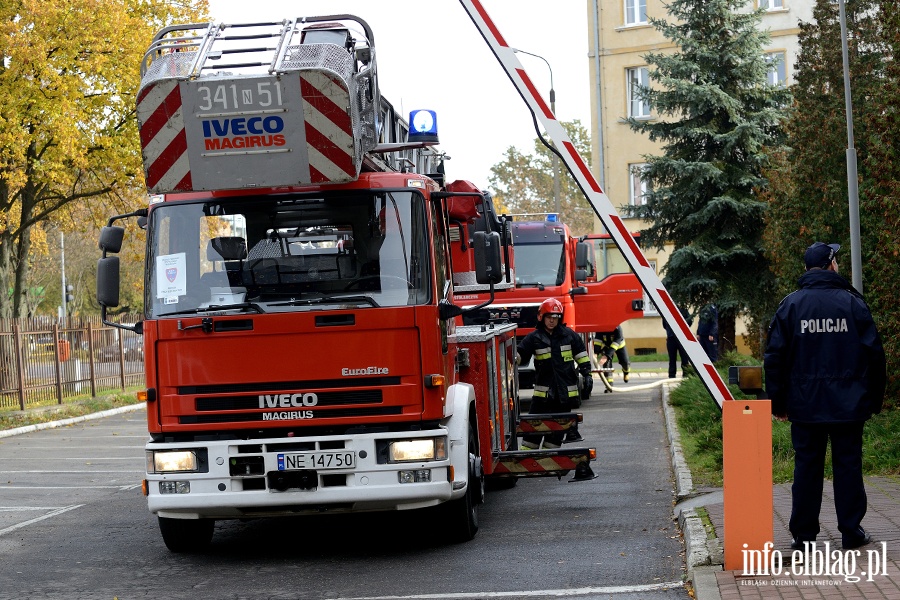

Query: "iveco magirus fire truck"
<box><xmin>453</xmin><ymin>214</ymin><xmax>644</xmax><ymax>391</ymax></box>
<box><xmin>96</xmin><ymin>16</ymin><xmax>595</xmax><ymax>552</ymax></box>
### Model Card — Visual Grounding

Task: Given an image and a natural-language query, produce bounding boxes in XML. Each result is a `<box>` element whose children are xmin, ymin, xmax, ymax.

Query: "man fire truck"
<box><xmin>453</xmin><ymin>214</ymin><xmax>644</xmax><ymax>394</ymax></box>
<box><xmin>96</xmin><ymin>16</ymin><xmax>594</xmax><ymax>552</ymax></box>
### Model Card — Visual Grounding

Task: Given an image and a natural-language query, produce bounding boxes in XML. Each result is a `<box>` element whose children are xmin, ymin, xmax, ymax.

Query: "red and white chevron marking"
<box><xmin>300</xmin><ymin>71</ymin><xmax>356</xmax><ymax>183</ymax></box>
<box><xmin>136</xmin><ymin>81</ymin><xmax>192</xmax><ymax>193</ymax></box>
<box><xmin>493</xmin><ymin>454</ymin><xmax>588</xmax><ymax>475</ymax></box>
<box><xmin>460</xmin><ymin>0</ymin><xmax>734</xmax><ymax>408</ymax></box>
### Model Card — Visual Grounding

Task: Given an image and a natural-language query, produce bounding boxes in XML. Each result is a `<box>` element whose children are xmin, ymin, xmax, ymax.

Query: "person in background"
<box><xmin>517</xmin><ymin>298</ymin><xmax>592</xmax><ymax>448</ymax></box>
<box><xmin>593</xmin><ymin>326</ymin><xmax>630</xmax><ymax>383</ymax></box>
<box><xmin>663</xmin><ymin>305</ymin><xmax>693</xmax><ymax>378</ymax></box>
<box><xmin>697</xmin><ymin>303</ymin><xmax>719</xmax><ymax>362</ymax></box>
<box><xmin>764</xmin><ymin>242</ymin><xmax>885</xmax><ymax>551</ymax></box>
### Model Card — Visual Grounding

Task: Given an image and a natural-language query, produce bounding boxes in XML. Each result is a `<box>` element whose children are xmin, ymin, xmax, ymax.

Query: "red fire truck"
<box><xmin>452</xmin><ymin>213</ymin><xmax>644</xmax><ymax>391</ymax></box>
<box><xmin>96</xmin><ymin>16</ymin><xmax>595</xmax><ymax>552</ymax></box>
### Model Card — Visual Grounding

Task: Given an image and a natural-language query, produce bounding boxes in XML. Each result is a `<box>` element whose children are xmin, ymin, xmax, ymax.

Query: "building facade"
<box><xmin>585</xmin><ymin>0</ymin><xmax>813</xmax><ymax>355</ymax></box>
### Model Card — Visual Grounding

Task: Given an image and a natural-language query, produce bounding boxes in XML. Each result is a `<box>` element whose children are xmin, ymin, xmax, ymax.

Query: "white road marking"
<box><xmin>0</xmin><ymin>485</ymin><xmax>140</xmax><ymax>490</ymax></box>
<box><xmin>331</xmin><ymin>582</ymin><xmax>685</xmax><ymax>599</ymax></box>
<box><xmin>0</xmin><ymin>504</ymin><xmax>84</xmax><ymax>537</ymax></box>
<box><xmin>0</xmin><ymin>470</ymin><xmax>140</xmax><ymax>474</ymax></box>
<box><xmin>4</xmin><ymin>457</ymin><xmax>143</xmax><ymax>460</ymax></box>
<box><xmin>0</xmin><ymin>506</ymin><xmax>70</xmax><ymax>511</ymax></box>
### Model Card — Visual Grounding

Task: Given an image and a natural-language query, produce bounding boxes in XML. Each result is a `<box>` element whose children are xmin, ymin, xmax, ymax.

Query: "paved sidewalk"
<box><xmin>704</xmin><ymin>477</ymin><xmax>900</xmax><ymax>599</ymax></box>
<box><xmin>662</xmin><ymin>384</ymin><xmax>900</xmax><ymax>599</ymax></box>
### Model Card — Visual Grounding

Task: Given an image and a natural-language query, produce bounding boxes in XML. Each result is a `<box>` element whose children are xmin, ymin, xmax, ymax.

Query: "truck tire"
<box><xmin>443</xmin><ymin>424</ymin><xmax>482</xmax><ymax>543</ymax></box>
<box><xmin>158</xmin><ymin>516</ymin><xmax>215</xmax><ymax>553</ymax></box>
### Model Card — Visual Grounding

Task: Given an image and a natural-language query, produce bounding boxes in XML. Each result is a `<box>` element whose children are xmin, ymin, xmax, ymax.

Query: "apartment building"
<box><xmin>585</xmin><ymin>0</ymin><xmax>813</xmax><ymax>355</ymax></box>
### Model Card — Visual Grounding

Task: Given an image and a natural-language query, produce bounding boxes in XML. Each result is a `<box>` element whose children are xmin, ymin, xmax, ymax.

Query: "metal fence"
<box><xmin>0</xmin><ymin>315</ymin><xmax>145</xmax><ymax>411</ymax></box>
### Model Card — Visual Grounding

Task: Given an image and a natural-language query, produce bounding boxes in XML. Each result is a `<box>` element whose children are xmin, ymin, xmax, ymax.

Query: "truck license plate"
<box><xmin>277</xmin><ymin>451</ymin><xmax>356</xmax><ymax>471</ymax></box>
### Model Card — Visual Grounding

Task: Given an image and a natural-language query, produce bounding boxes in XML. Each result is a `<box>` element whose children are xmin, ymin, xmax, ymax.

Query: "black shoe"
<box><xmin>565</xmin><ymin>432</ymin><xmax>584</xmax><ymax>443</ymax></box>
<box><xmin>843</xmin><ymin>532</ymin><xmax>872</xmax><ymax>550</ymax></box>
<box><xmin>790</xmin><ymin>538</ymin><xmax>813</xmax><ymax>551</ymax></box>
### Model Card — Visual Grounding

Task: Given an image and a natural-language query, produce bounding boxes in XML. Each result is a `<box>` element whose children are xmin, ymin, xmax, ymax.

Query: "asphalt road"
<box><xmin>0</xmin><ymin>376</ymin><xmax>689</xmax><ymax>600</ymax></box>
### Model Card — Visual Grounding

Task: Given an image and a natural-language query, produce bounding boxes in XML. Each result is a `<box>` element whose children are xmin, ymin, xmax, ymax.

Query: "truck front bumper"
<box><xmin>145</xmin><ymin>428</ymin><xmax>462</xmax><ymax>520</ymax></box>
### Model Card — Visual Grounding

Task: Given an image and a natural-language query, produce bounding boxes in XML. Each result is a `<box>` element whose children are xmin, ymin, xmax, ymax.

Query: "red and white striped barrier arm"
<box><xmin>458</xmin><ymin>0</ymin><xmax>733</xmax><ymax>408</ymax></box>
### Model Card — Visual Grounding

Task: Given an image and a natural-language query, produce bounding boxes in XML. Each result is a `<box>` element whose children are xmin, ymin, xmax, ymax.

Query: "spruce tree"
<box><xmin>859</xmin><ymin>1</ymin><xmax>898</xmax><ymax>402</ymax></box>
<box><xmin>626</xmin><ymin>0</ymin><xmax>791</xmax><ymax>353</ymax></box>
<box><xmin>764</xmin><ymin>1</ymin><xmax>893</xmax><ymax>396</ymax></box>
<box><xmin>764</xmin><ymin>0</ymin><xmax>886</xmax><ymax>301</ymax></box>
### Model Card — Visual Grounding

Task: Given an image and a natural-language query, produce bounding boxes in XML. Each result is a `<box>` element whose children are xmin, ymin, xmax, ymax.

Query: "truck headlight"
<box><xmin>147</xmin><ymin>450</ymin><xmax>199</xmax><ymax>473</ymax></box>
<box><xmin>388</xmin><ymin>437</ymin><xmax>447</xmax><ymax>463</ymax></box>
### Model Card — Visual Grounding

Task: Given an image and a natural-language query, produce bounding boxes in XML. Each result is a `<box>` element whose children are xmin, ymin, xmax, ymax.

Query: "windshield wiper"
<box><xmin>268</xmin><ymin>295</ymin><xmax>380</xmax><ymax>308</ymax></box>
<box><xmin>158</xmin><ymin>302</ymin><xmax>265</xmax><ymax>317</ymax></box>
<box><xmin>516</xmin><ymin>282</ymin><xmax>546</xmax><ymax>290</ymax></box>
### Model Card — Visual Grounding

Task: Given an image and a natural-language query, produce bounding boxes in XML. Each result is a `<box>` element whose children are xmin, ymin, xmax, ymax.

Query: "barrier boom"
<box><xmin>459</xmin><ymin>0</ymin><xmax>733</xmax><ymax>408</ymax></box>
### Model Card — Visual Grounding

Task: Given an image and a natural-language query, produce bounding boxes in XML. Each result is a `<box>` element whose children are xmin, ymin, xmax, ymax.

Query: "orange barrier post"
<box><xmin>723</xmin><ymin>399</ymin><xmax>773</xmax><ymax>570</ymax></box>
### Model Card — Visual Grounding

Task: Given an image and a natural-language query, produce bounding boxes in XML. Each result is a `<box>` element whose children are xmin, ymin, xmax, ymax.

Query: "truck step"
<box><xmin>489</xmin><ymin>447</ymin><xmax>596</xmax><ymax>481</ymax></box>
<box><xmin>515</xmin><ymin>413</ymin><xmax>581</xmax><ymax>436</ymax></box>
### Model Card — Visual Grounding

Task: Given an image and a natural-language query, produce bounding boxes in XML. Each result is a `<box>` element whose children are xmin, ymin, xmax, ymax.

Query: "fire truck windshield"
<box><xmin>513</xmin><ymin>242</ymin><xmax>566</xmax><ymax>288</ymax></box>
<box><xmin>146</xmin><ymin>191</ymin><xmax>431</xmax><ymax>317</ymax></box>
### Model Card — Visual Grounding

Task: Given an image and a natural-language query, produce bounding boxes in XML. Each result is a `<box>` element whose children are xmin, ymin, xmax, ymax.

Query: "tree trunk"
<box><xmin>719</xmin><ymin>306</ymin><xmax>738</xmax><ymax>355</ymax></box>
<box><xmin>13</xmin><ymin>224</ymin><xmax>34</xmax><ymax>319</ymax></box>
<box><xmin>0</xmin><ymin>232</ymin><xmax>13</xmax><ymax>321</ymax></box>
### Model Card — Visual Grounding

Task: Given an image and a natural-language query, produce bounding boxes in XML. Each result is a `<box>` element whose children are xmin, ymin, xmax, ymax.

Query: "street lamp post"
<box><xmin>838</xmin><ymin>0</ymin><xmax>862</xmax><ymax>293</ymax></box>
<box><xmin>513</xmin><ymin>48</ymin><xmax>561</xmax><ymax>217</ymax></box>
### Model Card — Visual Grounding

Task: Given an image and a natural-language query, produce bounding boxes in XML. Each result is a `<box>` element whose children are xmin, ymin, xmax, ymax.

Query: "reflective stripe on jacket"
<box><xmin>517</xmin><ymin>322</ymin><xmax>590</xmax><ymax>401</ymax></box>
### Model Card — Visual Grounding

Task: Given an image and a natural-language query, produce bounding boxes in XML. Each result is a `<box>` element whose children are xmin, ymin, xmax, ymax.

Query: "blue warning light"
<box><xmin>408</xmin><ymin>110</ymin><xmax>439</xmax><ymax>143</ymax></box>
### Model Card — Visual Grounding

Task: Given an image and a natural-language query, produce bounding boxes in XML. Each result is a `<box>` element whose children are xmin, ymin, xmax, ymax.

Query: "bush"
<box><xmin>670</xmin><ymin>351</ymin><xmax>900</xmax><ymax>485</ymax></box>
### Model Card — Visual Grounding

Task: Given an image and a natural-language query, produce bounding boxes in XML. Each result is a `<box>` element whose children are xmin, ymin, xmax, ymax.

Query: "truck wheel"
<box><xmin>158</xmin><ymin>516</ymin><xmax>215</xmax><ymax>553</ymax></box>
<box><xmin>444</xmin><ymin>424</ymin><xmax>482</xmax><ymax>543</ymax></box>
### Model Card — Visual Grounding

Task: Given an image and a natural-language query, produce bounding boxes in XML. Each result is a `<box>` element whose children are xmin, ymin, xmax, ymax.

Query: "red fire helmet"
<box><xmin>537</xmin><ymin>298</ymin><xmax>564</xmax><ymax>321</ymax></box>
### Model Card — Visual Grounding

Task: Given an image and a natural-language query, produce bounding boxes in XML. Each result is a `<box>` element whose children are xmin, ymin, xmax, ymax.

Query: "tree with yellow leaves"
<box><xmin>0</xmin><ymin>0</ymin><xmax>208</xmax><ymax>319</ymax></box>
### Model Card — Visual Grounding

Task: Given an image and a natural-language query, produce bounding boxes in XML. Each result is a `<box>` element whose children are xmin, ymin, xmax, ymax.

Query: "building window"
<box><xmin>629</xmin><ymin>163</ymin><xmax>650</xmax><ymax>206</ymax></box>
<box><xmin>625</xmin><ymin>0</ymin><xmax>648</xmax><ymax>25</ymax></box>
<box><xmin>759</xmin><ymin>0</ymin><xmax>784</xmax><ymax>9</ymax></box>
<box><xmin>765</xmin><ymin>51</ymin><xmax>787</xmax><ymax>86</ymax></box>
<box><xmin>627</xmin><ymin>67</ymin><xmax>651</xmax><ymax>118</ymax></box>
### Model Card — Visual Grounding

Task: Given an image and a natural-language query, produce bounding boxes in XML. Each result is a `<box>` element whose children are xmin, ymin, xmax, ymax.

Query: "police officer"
<box><xmin>764</xmin><ymin>242</ymin><xmax>886</xmax><ymax>551</ymax></box>
<box><xmin>697</xmin><ymin>304</ymin><xmax>719</xmax><ymax>362</ymax></box>
<box><xmin>593</xmin><ymin>326</ymin><xmax>630</xmax><ymax>384</ymax></box>
<box><xmin>663</xmin><ymin>305</ymin><xmax>693</xmax><ymax>378</ymax></box>
<box><xmin>517</xmin><ymin>298</ymin><xmax>592</xmax><ymax>448</ymax></box>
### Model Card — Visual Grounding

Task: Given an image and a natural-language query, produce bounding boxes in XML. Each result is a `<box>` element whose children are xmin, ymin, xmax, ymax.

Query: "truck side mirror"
<box><xmin>574</xmin><ymin>242</ymin><xmax>594</xmax><ymax>281</ymax></box>
<box><xmin>473</xmin><ymin>231</ymin><xmax>503</xmax><ymax>285</ymax></box>
<box><xmin>99</xmin><ymin>226</ymin><xmax>125</xmax><ymax>254</ymax></box>
<box><xmin>97</xmin><ymin>256</ymin><xmax>121</xmax><ymax>308</ymax></box>
<box><xmin>574</xmin><ymin>241</ymin><xmax>589</xmax><ymax>270</ymax></box>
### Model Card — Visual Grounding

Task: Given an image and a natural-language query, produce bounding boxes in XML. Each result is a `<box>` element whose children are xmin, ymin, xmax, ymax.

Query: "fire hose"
<box><xmin>592</xmin><ymin>368</ymin><xmax>682</xmax><ymax>393</ymax></box>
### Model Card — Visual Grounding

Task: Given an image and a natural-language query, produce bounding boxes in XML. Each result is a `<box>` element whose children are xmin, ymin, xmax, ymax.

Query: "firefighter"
<box><xmin>517</xmin><ymin>298</ymin><xmax>592</xmax><ymax>448</ymax></box>
<box><xmin>593</xmin><ymin>326</ymin><xmax>630</xmax><ymax>385</ymax></box>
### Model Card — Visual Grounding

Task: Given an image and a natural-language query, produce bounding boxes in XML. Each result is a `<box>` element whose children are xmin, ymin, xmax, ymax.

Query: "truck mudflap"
<box><xmin>515</xmin><ymin>412</ymin><xmax>581</xmax><ymax>437</ymax></box>
<box><xmin>489</xmin><ymin>447</ymin><xmax>597</xmax><ymax>482</ymax></box>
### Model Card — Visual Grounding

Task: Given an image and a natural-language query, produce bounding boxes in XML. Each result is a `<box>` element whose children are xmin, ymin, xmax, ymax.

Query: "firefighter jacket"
<box><xmin>764</xmin><ymin>269</ymin><xmax>886</xmax><ymax>424</ymax></box>
<box><xmin>593</xmin><ymin>326</ymin><xmax>626</xmax><ymax>355</ymax></box>
<box><xmin>518</xmin><ymin>322</ymin><xmax>591</xmax><ymax>402</ymax></box>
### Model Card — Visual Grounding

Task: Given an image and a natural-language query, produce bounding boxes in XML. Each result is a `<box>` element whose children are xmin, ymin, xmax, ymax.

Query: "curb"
<box><xmin>661</xmin><ymin>383</ymin><xmax>723</xmax><ymax>600</ymax></box>
<box><xmin>0</xmin><ymin>402</ymin><xmax>146</xmax><ymax>439</ymax></box>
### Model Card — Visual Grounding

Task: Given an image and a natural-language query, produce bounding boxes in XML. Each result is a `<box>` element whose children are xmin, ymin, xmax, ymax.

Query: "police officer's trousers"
<box><xmin>789</xmin><ymin>421</ymin><xmax>867</xmax><ymax>547</ymax></box>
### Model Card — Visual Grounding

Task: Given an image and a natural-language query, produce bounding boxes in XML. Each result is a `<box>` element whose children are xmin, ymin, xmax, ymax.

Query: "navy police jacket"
<box><xmin>517</xmin><ymin>322</ymin><xmax>591</xmax><ymax>402</ymax></box>
<box><xmin>764</xmin><ymin>269</ymin><xmax>886</xmax><ymax>423</ymax></box>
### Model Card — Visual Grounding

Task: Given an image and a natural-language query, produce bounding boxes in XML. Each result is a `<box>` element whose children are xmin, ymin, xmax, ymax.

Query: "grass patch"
<box><xmin>0</xmin><ymin>388</ymin><xmax>145</xmax><ymax>431</ymax></box>
<box><xmin>670</xmin><ymin>350</ymin><xmax>900</xmax><ymax>485</ymax></box>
